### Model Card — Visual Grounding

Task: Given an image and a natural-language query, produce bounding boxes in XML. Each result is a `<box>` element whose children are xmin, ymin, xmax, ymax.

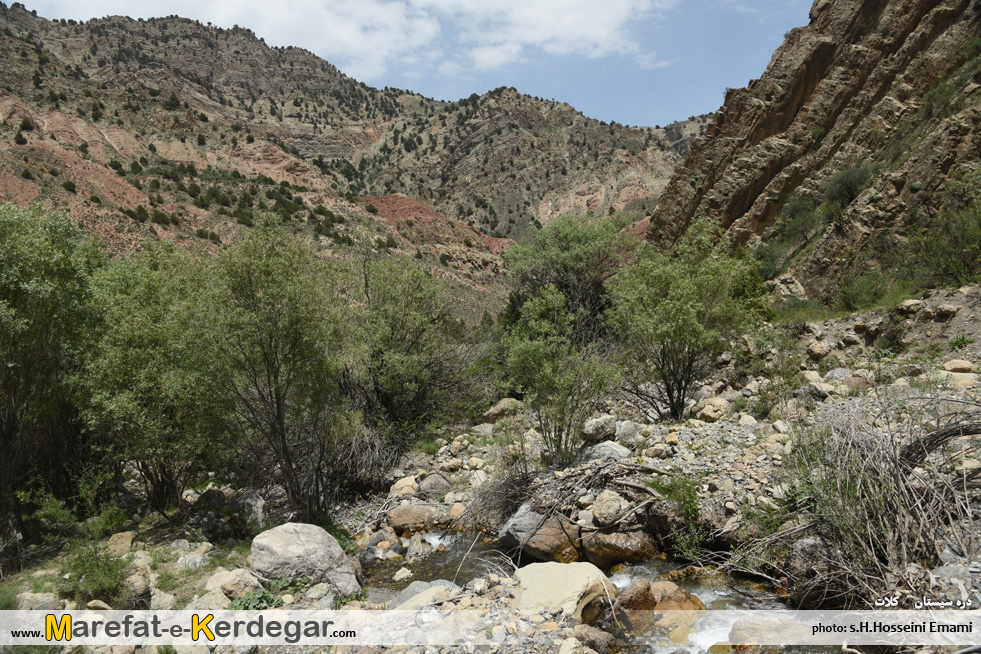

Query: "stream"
<box><xmin>362</xmin><ymin>532</ymin><xmax>838</xmax><ymax>653</ymax></box>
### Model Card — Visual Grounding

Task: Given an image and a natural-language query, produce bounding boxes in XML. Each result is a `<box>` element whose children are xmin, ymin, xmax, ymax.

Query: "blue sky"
<box><xmin>30</xmin><ymin>0</ymin><xmax>813</xmax><ymax>127</ymax></box>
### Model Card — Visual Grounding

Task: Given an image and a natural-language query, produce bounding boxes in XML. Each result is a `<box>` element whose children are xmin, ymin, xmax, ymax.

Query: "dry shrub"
<box><xmin>727</xmin><ymin>392</ymin><xmax>980</xmax><ymax>607</ymax></box>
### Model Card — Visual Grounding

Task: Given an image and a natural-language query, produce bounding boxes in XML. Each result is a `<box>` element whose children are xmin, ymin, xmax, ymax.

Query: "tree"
<box><xmin>78</xmin><ymin>244</ymin><xmax>228</xmax><ymax>515</ymax></box>
<box><xmin>503</xmin><ymin>286</ymin><xmax>618</xmax><ymax>466</ymax></box>
<box><xmin>210</xmin><ymin>219</ymin><xmax>352</xmax><ymax>516</ymax></box>
<box><xmin>0</xmin><ymin>204</ymin><xmax>100</xmax><ymax>536</ymax></box>
<box><xmin>502</xmin><ymin>213</ymin><xmax>636</xmax><ymax>346</ymax></box>
<box><xmin>609</xmin><ymin>218</ymin><xmax>771</xmax><ymax>420</ymax></box>
<box><xmin>345</xmin><ymin>251</ymin><xmax>486</xmax><ymax>443</ymax></box>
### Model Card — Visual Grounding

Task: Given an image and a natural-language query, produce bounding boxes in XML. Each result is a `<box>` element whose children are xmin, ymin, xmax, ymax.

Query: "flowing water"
<box><xmin>363</xmin><ymin>535</ymin><xmax>836</xmax><ymax>653</ymax></box>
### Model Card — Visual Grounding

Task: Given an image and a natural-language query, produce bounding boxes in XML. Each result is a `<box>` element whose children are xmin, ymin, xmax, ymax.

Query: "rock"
<box><xmin>583</xmin><ymin>441</ymin><xmax>631</xmax><ymax>461</ymax></box>
<box><xmin>387</xmin><ymin>503</ymin><xmax>444</xmax><ymax>532</ymax></box>
<box><xmin>251</xmin><ymin>522</ymin><xmax>361</xmax><ymax>597</ymax></box>
<box><xmin>449</xmin><ymin>503</ymin><xmax>466</xmax><ymax>521</ymax></box>
<box><xmin>150</xmin><ymin>588</ymin><xmax>176</xmax><ymax>610</ymax></box>
<box><xmin>195</xmin><ymin>489</ymin><xmax>226</xmax><ymax>511</ymax></box>
<box><xmin>230</xmin><ymin>490</ymin><xmax>265</xmax><ymax>528</ymax></box>
<box><xmin>86</xmin><ymin>600</ymin><xmax>112</xmax><ymax>610</ymax></box>
<box><xmin>176</xmin><ymin>552</ymin><xmax>210</xmax><ymax>572</ymax></box>
<box><xmin>583</xmin><ymin>414</ymin><xmax>617</xmax><ymax>441</ymax></box>
<box><xmin>389</xmin><ymin>475</ymin><xmax>419</xmax><ymax>499</ymax></box>
<box><xmin>944</xmin><ymin>359</ymin><xmax>976</xmax><ymax>373</ymax></box>
<box><xmin>933</xmin><ymin>371</ymin><xmax>980</xmax><ymax>388</ymax></box>
<box><xmin>513</xmin><ymin>562</ymin><xmax>618</xmax><ymax>624</ymax></box>
<box><xmin>438</xmin><ymin>458</ymin><xmax>463</xmax><ymax>472</ymax></box>
<box><xmin>801</xmin><ymin>382</ymin><xmax>835</xmax><ymax>399</ymax></box>
<box><xmin>391</xmin><ymin>580</ymin><xmax>460</xmax><ymax>610</ymax></box>
<box><xmin>592</xmin><ymin>490</ymin><xmax>626</xmax><ymax>527</ymax></box>
<box><xmin>785</xmin><ymin>536</ymin><xmax>830</xmax><ymax>593</ymax></box>
<box><xmin>725</xmin><ymin>501</ymin><xmax>738</xmax><ymax>514</ymax></box>
<box><xmin>823</xmin><ymin>368</ymin><xmax>853</xmax><ymax>382</ymax></box>
<box><xmin>898</xmin><ymin>299</ymin><xmax>922</xmax><ymax>314</ymax></box>
<box><xmin>842</xmin><ymin>332</ymin><xmax>862</xmax><ymax>345</ymax></box>
<box><xmin>498</xmin><ymin>504</ymin><xmax>581</xmax><ymax>562</ymax></box>
<box><xmin>405</xmin><ymin>534</ymin><xmax>433</xmax><ymax>561</ymax></box>
<box><xmin>802</xmin><ymin>370</ymin><xmax>822</xmax><ymax>383</ymax></box>
<box><xmin>107</xmin><ymin>531</ymin><xmax>136</xmax><ymax>556</ymax></box>
<box><xmin>186</xmin><ymin>589</ymin><xmax>231</xmax><ymax>611</ymax></box>
<box><xmin>305</xmin><ymin>583</ymin><xmax>334</xmax><ymax>601</ymax></box>
<box><xmin>393</xmin><ymin>567</ymin><xmax>413</xmax><ymax>582</ymax></box>
<box><xmin>16</xmin><ymin>592</ymin><xmax>63</xmax><ymax>610</ymax></box>
<box><xmin>418</xmin><ymin>473</ymin><xmax>450</xmax><ymax>499</ymax></box>
<box><xmin>483</xmin><ymin>398</ymin><xmax>522</xmax><ymax>424</ymax></box>
<box><xmin>772</xmin><ymin>420</ymin><xmax>789</xmax><ymax>434</ymax></box>
<box><xmin>806</xmin><ymin>341</ymin><xmax>830</xmax><ymax>361</ymax></box>
<box><xmin>643</xmin><ymin>443</ymin><xmax>670</xmax><ymax>459</ymax></box>
<box><xmin>573</xmin><ymin>624</ymin><xmax>615</xmax><ymax>654</ymax></box>
<box><xmin>581</xmin><ymin>529</ymin><xmax>659</xmax><ymax>568</ymax></box>
<box><xmin>936</xmin><ymin>304</ymin><xmax>960</xmax><ymax>317</ymax></box>
<box><xmin>843</xmin><ymin>374</ymin><xmax>873</xmax><ymax>389</ymax></box>
<box><xmin>692</xmin><ymin>397</ymin><xmax>729</xmax><ymax>423</ymax></box>
<box><xmin>170</xmin><ymin>538</ymin><xmax>191</xmax><ymax>553</ymax></box>
<box><xmin>467</xmin><ymin>456</ymin><xmax>486</xmax><ymax>470</ymax></box>
<box><xmin>469</xmin><ymin>470</ymin><xmax>489</xmax><ymax>488</ymax></box>
<box><xmin>737</xmin><ymin>413</ymin><xmax>758</xmax><ymax>427</ymax></box>
<box><xmin>206</xmin><ymin>568</ymin><xmax>262</xmax><ymax>600</ymax></box>
<box><xmin>559</xmin><ymin>638</ymin><xmax>584</xmax><ymax>654</ymax></box>
<box><xmin>664</xmin><ymin>432</ymin><xmax>680</xmax><ymax>446</ymax></box>
<box><xmin>471</xmin><ymin>423</ymin><xmax>494</xmax><ymax>438</ymax></box>
<box><xmin>615</xmin><ymin>421</ymin><xmax>645</xmax><ymax>445</ymax></box>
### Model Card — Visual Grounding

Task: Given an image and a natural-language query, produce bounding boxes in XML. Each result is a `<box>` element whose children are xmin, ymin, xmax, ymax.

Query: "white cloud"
<box><xmin>32</xmin><ymin>0</ymin><xmax>678</xmax><ymax>81</ymax></box>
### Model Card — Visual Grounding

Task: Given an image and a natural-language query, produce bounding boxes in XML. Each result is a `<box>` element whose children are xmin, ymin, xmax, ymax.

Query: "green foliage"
<box><xmin>60</xmin><ymin>543</ymin><xmax>129</xmax><ymax>607</ymax></box>
<box><xmin>909</xmin><ymin>170</ymin><xmax>981</xmax><ymax>286</ymax></box>
<box><xmin>0</xmin><ymin>582</ymin><xmax>17</xmax><ymax>610</ymax></box>
<box><xmin>61</xmin><ymin>180</ymin><xmax>76</xmax><ymax>193</ymax></box>
<box><xmin>0</xmin><ymin>204</ymin><xmax>100</xmax><ymax>536</ymax></box>
<box><xmin>825</xmin><ymin>165</ymin><xmax>871</xmax><ymax>210</ymax></box>
<box><xmin>503</xmin><ymin>286</ymin><xmax>618</xmax><ymax>465</ymax></box>
<box><xmin>502</xmin><ymin>213</ymin><xmax>636</xmax><ymax>345</ymax></box>
<box><xmin>646</xmin><ymin>476</ymin><xmax>705</xmax><ymax>560</ymax></box>
<box><xmin>228</xmin><ymin>588</ymin><xmax>284</xmax><ymax>610</ymax></box>
<box><xmin>950</xmin><ymin>335</ymin><xmax>975</xmax><ymax>350</ymax></box>
<box><xmin>609</xmin><ymin>218</ymin><xmax>771</xmax><ymax>420</ymax></box>
<box><xmin>78</xmin><ymin>244</ymin><xmax>227</xmax><ymax>514</ymax></box>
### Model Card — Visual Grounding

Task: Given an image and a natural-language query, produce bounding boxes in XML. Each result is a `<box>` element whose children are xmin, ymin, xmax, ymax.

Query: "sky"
<box><xmin>28</xmin><ymin>0</ymin><xmax>813</xmax><ymax>127</ymax></box>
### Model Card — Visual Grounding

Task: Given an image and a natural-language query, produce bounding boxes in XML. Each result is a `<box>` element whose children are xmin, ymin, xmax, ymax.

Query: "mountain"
<box><xmin>648</xmin><ymin>0</ymin><xmax>981</xmax><ymax>300</ymax></box>
<box><xmin>0</xmin><ymin>2</ymin><xmax>703</xmax><ymax>265</ymax></box>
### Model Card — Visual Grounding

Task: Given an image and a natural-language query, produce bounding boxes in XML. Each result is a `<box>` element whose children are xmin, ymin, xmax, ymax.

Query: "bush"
<box><xmin>60</xmin><ymin>543</ymin><xmax>129</xmax><ymax>607</ymax></box>
<box><xmin>609</xmin><ymin>218</ymin><xmax>771</xmax><ymax>420</ymax></box>
<box><xmin>0</xmin><ymin>583</ymin><xmax>16</xmax><ymax>610</ymax></box>
<box><xmin>62</xmin><ymin>180</ymin><xmax>76</xmax><ymax>193</ymax></box>
<box><xmin>503</xmin><ymin>286</ymin><xmax>618</xmax><ymax>465</ymax></box>
<box><xmin>825</xmin><ymin>164</ymin><xmax>871</xmax><ymax>209</ymax></box>
<box><xmin>909</xmin><ymin>172</ymin><xmax>981</xmax><ymax>286</ymax></box>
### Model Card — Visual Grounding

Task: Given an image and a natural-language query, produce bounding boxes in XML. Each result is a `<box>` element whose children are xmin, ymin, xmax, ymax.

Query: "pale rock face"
<box><xmin>251</xmin><ymin>522</ymin><xmax>361</xmax><ymax>597</ymax></box>
<box><xmin>513</xmin><ymin>561</ymin><xmax>618</xmax><ymax>623</ymax></box>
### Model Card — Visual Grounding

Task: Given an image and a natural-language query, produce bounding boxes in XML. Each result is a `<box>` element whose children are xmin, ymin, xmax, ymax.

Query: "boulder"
<box><xmin>582</xmin><ymin>414</ymin><xmax>616</xmax><ymax>441</ymax></box>
<box><xmin>806</xmin><ymin>341</ymin><xmax>830</xmax><ymax>360</ymax></box>
<box><xmin>483</xmin><ymin>398</ymin><xmax>522</xmax><ymax>424</ymax></box>
<box><xmin>592</xmin><ymin>490</ymin><xmax>626</xmax><ymax>527</ymax></box>
<box><xmin>583</xmin><ymin>441</ymin><xmax>631</xmax><ymax>461</ymax></box>
<box><xmin>150</xmin><ymin>588</ymin><xmax>176</xmax><ymax>610</ymax></box>
<box><xmin>107</xmin><ymin>531</ymin><xmax>136</xmax><ymax>556</ymax></box>
<box><xmin>251</xmin><ymin>522</ymin><xmax>361</xmax><ymax>597</ymax></box>
<box><xmin>418</xmin><ymin>473</ymin><xmax>450</xmax><ymax>499</ymax></box>
<box><xmin>195</xmin><ymin>489</ymin><xmax>226</xmax><ymax>511</ymax></box>
<box><xmin>206</xmin><ymin>568</ymin><xmax>262</xmax><ymax>600</ymax></box>
<box><xmin>581</xmin><ymin>529</ymin><xmax>659</xmax><ymax>568</ymax></box>
<box><xmin>691</xmin><ymin>398</ymin><xmax>729</xmax><ymax>423</ymax></box>
<box><xmin>387</xmin><ymin>503</ymin><xmax>444</xmax><ymax>532</ymax></box>
<box><xmin>615</xmin><ymin>421</ymin><xmax>645</xmax><ymax>445</ymax></box>
<box><xmin>944</xmin><ymin>359</ymin><xmax>976</xmax><ymax>373</ymax></box>
<box><xmin>559</xmin><ymin>639</ymin><xmax>584</xmax><ymax>654</ymax></box>
<box><xmin>389</xmin><ymin>475</ymin><xmax>419</xmax><ymax>499</ymax></box>
<box><xmin>405</xmin><ymin>534</ymin><xmax>433</xmax><ymax>561</ymax></box>
<box><xmin>230</xmin><ymin>490</ymin><xmax>265</xmax><ymax>528</ymax></box>
<box><xmin>617</xmin><ymin>579</ymin><xmax>705</xmax><ymax>638</ymax></box>
<box><xmin>498</xmin><ymin>504</ymin><xmax>581</xmax><ymax>562</ymax></box>
<box><xmin>16</xmin><ymin>593</ymin><xmax>63</xmax><ymax>610</ymax></box>
<box><xmin>390</xmin><ymin>580</ymin><xmax>460</xmax><ymax>610</ymax></box>
<box><xmin>186</xmin><ymin>589</ymin><xmax>231</xmax><ymax>611</ymax></box>
<box><xmin>513</xmin><ymin>562</ymin><xmax>617</xmax><ymax>623</ymax></box>
<box><xmin>176</xmin><ymin>552</ymin><xmax>210</xmax><ymax>572</ymax></box>
<box><xmin>572</xmin><ymin>624</ymin><xmax>615</xmax><ymax>654</ymax></box>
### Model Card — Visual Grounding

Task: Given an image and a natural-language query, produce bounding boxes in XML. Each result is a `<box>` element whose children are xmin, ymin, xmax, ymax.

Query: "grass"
<box><xmin>0</xmin><ymin>582</ymin><xmax>17</xmax><ymax>610</ymax></box>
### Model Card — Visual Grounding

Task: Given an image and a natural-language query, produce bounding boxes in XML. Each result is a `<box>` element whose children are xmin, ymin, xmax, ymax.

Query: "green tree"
<box><xmin>210</xmin><ymin>219</ymin><xmax>353</xmax><ymax>516</ymax></box>
<box><xmin>346</xmin><ymin>251</ymin><xmax>486</xmax><ymax>443</ymax></box>
<box><xmin>910</xmin><ymin>170</ymin><xmax>981</xmax><ymax>287</ymax></box>
<box><xmin>503</xmin><ymin>286</ymin><xmax>618</xmax><ymax>466</ymax></box>
<box><xmin>502</xmin><ymin>213</ymin><xmax>636</xmax><ymax>345</ymax></box>
<box><xmin>78</xmin><ymin>244</ymin><xmax>227</xmax><ymax>515</ymax></box>
<box><xmin>0</xmin><ymin>204</ymin><xmax>100</xmax><ymax>536</ymax></box>
<box><xmin>609</xmin><ymin>218</ymin><xmax>771</xmax><ymax>420</ymax></box>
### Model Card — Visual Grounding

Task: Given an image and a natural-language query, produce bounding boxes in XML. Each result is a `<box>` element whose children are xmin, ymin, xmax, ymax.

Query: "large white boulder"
<box><xmin>251</xmin><ymin>522</ymin><xmax>360</xmax><ymax>597</ymax></box>
<box><xmin>513</xmin><ymin>562</ymin><xmax>617</xmax><ymax>623</ymax></box>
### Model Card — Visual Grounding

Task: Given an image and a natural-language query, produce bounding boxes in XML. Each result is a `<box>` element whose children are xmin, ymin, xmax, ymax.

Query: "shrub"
<box><xmin>609</xmin><ymin>218</ymin><xmax>771</xmax><ymax>420</ymax></box>
<box><xmin>910</xmin><ymin>172</ymin><xmax>981</xmax><ymax>286</ymax></box>
<box><xmin>14</xmin><ymin>131</ymin><xmax>27</xmax><ymax>145</ymax></box>
<box><xmin>0</xmin><ymin>583</ymin><xmax>16</xmax><ymax>610</ymax></box>
<box><xmin>825</xmin><ymin>164</ymin><xmax>871</xmax><ymax>209</ymax></box>
<box><xmin>60</xmin><ymin>543</ymin><xmax>129</xmax><ymax>607</ymax></box>
<box><xmin>62</xmin><ymin>180</ymin><xmax>76</xmax><ymax>193</ymax></box>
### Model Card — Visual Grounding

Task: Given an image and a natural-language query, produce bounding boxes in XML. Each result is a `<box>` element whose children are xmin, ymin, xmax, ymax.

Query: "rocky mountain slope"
<box><xmin>0</xmin><ymin>2</ymin><xmax>703</xmax><ymax>257</ymax></box>
<box><xmin>648</xmin><ymin>0</ymin><xmax>981</xmax><ymax>300</ymax></box>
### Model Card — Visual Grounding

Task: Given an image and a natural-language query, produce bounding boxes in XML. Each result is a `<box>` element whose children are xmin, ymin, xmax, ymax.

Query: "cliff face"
<box><xmin>648</xmin><ymin>0</ymin><xmax>981</xmax><ymax>299</ymax></box>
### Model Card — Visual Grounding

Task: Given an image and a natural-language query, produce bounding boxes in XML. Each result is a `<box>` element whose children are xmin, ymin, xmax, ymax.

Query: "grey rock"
<box><xmin>583</xmin><ymin>441</ymin><xmax>631</xmax><ymax>461</ymax></box>
<box><xmin>582</xmin><ymin>414</ymin><xmax>616</xmax><ymax>441</ymax></box>
<box><xmin>251</xmin><ymin>522</ymin><xmax>361</xmax><ymax>597</ymax></box>
<box><xmin>389</xmin><ymin>580</ymin><xmax>460</xmax><ymax>610</ymax></box>
<box><xmin>418</xmin><ymin>473</ymin><xmax>451</xmax><ymax>499</ymax></box>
